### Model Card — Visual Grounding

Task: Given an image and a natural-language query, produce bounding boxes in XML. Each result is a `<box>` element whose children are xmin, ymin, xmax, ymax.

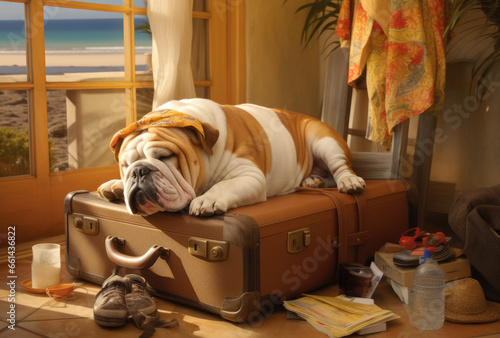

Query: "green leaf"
<box><xmin>285</xmin><ymin>0</ymin><xmax>342</xmax><ymax>55</ymax></box>
<box><xmin>447</xmin><ymin>0</ymin><xmax>500</xmax><ymax>101</ymax></box>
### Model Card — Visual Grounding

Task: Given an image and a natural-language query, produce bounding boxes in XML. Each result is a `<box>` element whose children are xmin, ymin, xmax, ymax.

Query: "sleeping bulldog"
<box><xmin>98</xmin><ymin>98</ymin><xmax>365</xmax><ymax>216</ymax></box>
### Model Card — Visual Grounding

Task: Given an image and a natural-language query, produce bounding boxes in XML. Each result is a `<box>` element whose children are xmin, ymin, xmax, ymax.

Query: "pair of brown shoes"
<box><xmin>93</xmin><ymin>273</ymin><xmax>158</xmax><ymax>328</ymax></box>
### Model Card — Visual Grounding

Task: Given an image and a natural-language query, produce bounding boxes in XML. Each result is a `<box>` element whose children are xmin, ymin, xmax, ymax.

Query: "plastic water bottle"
<box><xmin>409</xmin><ymin>248</ymin><xmax>445</xmax><ymax>330</ymax></box>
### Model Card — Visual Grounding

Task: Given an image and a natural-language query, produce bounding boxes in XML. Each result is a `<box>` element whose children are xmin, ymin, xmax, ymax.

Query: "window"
<box><xmin>0</xmin><ymin>0</ymin><xmax>245</xmax><ymax>244</ymax></box>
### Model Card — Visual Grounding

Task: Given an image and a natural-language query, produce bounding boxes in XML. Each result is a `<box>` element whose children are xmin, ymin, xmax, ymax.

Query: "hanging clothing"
<box><xmin>336</xmin><ymin>0</ymin><xmax>449</xmax><ymax>149</ymax></box>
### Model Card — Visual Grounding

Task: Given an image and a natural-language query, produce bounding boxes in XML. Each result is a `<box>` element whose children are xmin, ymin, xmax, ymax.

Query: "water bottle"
<box><xmin>409</xmin><ymin>248</ymin><xmax>445</xmax><ymax>330</ymax></box>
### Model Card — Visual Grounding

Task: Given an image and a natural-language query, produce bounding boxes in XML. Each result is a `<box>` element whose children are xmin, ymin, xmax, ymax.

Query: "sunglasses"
<box><xmin>399</xmin><ymin>227</ymin><xmax>447</xmax><ymax>251</ymax></box>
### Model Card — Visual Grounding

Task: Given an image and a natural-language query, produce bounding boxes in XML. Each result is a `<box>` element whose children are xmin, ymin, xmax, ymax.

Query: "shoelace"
<box><xmin>125</xmin><ymin>292</ymin><xmax>179</xmax><ymax>338</ymax></box>
<box><xmin>102</xmin><ymin>271</ymin><xmax>179</xmax><ymax>336</ymax></box>
<box><xmin>99</xmin><ymin>283</ymin><xmax>129</xmax><ymax>302</ymax></box>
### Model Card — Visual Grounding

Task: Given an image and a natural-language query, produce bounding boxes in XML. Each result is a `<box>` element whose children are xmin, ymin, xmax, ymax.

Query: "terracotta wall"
<box><xmin>245</xmin><ymin>0</ymin><xmax>323</xmax><ymax>119</ymax></box>
<box><xmin>430</xmin><ymin>10</ymin><xmax>500</xmax><ymax>196</ymax></box>
<box><xmin>431</xmin><ymin>61</ymin><xmax>500</xmax><ymax>193</ymax></box>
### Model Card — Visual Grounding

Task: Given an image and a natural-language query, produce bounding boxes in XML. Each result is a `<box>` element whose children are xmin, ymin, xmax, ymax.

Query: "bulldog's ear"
<box><xmin>198</xmin><ymin>122</ymin><xmax>219</xmax><ymax>155</ymax></box>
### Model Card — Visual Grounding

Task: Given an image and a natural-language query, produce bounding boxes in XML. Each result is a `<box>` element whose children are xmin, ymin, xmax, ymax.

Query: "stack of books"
<box><xmin>374</xmin><ymin>250</ymin><xmax>471</xmax><ymax>304</ymax></box>
<box><xmin>284</xmin><ymin>294</ymin><xmax>399</xmax><ymax>337</ymax></box>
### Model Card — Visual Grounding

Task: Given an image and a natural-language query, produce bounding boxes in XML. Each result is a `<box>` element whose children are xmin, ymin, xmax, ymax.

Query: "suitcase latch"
<box><xmin>287</xmin><ymin>228</ymin><xmax>311</xmax><ymax>254</ymax></box>
<box><xmin>72</xmin><ymin>214</ymin><xmax>99</xmax><ymax>235</ymax></box>
<box><xmin>188</xmin><ymin>237</ymin><xmax>229</xmax><ymax>262</ymax></box>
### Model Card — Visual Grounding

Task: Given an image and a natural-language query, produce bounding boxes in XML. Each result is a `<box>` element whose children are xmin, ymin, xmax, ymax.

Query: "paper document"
<box><xmin>284</xmin><ymin>294</ymin><xmax>399</xmax><ymax>338</ymax></box>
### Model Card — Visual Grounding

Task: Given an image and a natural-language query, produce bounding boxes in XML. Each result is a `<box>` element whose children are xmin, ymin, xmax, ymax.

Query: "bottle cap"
<box><xmin>419</xmin><ymin>248</ymin><xmax>432</xmax><ymax>264</ymax></box>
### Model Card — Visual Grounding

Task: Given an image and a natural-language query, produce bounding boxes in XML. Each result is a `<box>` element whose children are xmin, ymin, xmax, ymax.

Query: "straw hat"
<box><xmin>445</xmin><ymin>278</ymin><xmax>499</xmax><ymax>324</ymax></box>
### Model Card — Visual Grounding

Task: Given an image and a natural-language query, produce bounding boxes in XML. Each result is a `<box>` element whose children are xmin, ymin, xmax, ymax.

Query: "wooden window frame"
<box><xmin>0</xmin><ymin>0</ymin><xmax>245</xmax><ymax>245</ymax></box>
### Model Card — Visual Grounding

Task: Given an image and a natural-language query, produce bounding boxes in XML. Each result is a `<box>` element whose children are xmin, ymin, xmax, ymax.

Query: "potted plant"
<box><xmin>285</xmin><ymin>0</ymin><xmax>342</xmax><ymax>56</ymax></box>
<box><xmin>445</xmin><ymin>0</ymin><xmax>500</xmax><ymax>100</ymax></box>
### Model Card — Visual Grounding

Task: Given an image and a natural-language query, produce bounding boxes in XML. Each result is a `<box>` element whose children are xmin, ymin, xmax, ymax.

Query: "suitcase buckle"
<box><xmin>72</xmin><ymin>215</ymin><xmax>99</xmax><ymax>235</ymax></box>
<box><xmin>188</xmin><ymin>237</ymin><xmax>229</xmax><ymax>262</ymax></box>
<box><xmin>287</xmin><ymin>228</ymin><xmax>311</xmax><ymax>254</ymax></box>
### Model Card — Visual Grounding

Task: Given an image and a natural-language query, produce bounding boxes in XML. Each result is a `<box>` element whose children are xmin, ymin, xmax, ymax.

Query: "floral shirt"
<box><xmin>336</xmin><ymin>0</ymin><xmax>449</xmax><ymax>149</ymax></box>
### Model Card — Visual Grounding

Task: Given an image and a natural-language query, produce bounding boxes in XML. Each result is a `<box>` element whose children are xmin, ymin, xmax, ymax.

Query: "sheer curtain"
<box><xmin>147</xmin><ymin>0</ymin><xmax>196</xmax><ymax>109</ymax></box>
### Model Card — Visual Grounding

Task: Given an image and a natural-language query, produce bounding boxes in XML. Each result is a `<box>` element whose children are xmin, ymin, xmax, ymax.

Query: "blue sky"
<box><xmin>0</xmin><ymin>1</ymin><xmax>146</xmax><ymax>20</ymax></box>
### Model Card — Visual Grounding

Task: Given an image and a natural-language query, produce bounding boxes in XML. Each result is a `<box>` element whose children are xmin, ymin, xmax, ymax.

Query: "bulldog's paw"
<box><xmin>300</xmin><ymin>175</ymin><xmax>326</xmax><ymax>188</ymax></box>
<box><xmin>98</xmin><ymin>179</ymin><xmax>124</xmax><ymax>201</ymax></box>
<box><xmin>189</xmin><ymin>195</ymin><xmax>228</xmax><ymax>216</ymax></box>
<box><xmin>337</xmin><ymin>174</ymin><xmax>366</xmax><ymax>194</ymax></box>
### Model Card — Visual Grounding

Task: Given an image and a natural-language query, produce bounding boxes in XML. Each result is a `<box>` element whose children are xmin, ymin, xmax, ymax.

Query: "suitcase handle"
<box><xmin>105</xmin><ymin>236</ymin><xmax>169</xmax><ymax>270</ymax></box>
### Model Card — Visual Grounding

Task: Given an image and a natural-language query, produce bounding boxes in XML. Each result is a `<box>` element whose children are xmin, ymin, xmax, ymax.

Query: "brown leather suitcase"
<box><xmin>64</xmin><ymin>179</ymin><xmax>410</xmax><ymax>322</ymax></box>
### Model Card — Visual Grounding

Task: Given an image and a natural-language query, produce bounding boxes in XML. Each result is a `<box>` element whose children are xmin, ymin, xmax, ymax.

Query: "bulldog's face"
<box><xmin>118</xmin><ymin>130</ymin><xmax>194</xmax><ymax>215</ymax></box>
<box><xmin>117</xmin><ymin>125</ymin><xmax>218</xmax><ymax>215</ymax></box>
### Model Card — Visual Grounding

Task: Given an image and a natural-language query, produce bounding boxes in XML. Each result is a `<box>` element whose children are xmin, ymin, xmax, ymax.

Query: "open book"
<box><xmin>284</xmin><ymin>294</ymin><xmax>399</xmax><ymax>338</ymax></box>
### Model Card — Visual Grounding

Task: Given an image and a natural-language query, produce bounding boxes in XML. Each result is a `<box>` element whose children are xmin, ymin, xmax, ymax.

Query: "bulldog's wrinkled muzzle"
<box><xmin>124</xmin><ymin>159</ymin><xmax>196</xmax><ymax>215</ymax></box>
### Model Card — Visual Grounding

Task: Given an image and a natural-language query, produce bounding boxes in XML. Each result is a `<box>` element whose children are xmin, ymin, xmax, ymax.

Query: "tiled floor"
<box><xmin>1</xmin><ymin>243</ymin><xmax>500</xmax><ymax>338</ymax></box>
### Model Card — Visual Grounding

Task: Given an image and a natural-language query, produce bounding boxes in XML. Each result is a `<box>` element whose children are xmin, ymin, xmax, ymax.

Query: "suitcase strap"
<box><xmin>296</xmin><ymin>188</ymin><xmax>368</xmax><ymax>279</ymax></box>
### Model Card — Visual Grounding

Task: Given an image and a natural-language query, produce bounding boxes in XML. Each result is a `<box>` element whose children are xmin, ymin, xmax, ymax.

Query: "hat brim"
<box><xmin>445</xmin><ymin>302</ymin><xmax>499</xmax><ymax>324</ymax></box>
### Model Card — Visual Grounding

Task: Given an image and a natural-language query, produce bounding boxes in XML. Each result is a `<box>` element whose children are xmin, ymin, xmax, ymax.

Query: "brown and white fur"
<box><xmin>98</xmin><ymin>98</ymin><xmax>365</xmax><ymax>216</ymax></box>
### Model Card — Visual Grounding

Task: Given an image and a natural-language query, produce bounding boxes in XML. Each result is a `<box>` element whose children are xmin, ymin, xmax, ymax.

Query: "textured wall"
<box><xmin>245</xmin><ymin>0</ymin><xmax>323</xmax><ymax>118</ymax></box>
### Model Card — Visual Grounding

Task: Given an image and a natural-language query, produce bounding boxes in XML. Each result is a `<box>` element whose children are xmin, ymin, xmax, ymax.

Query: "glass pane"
<box><xmin>135</xmin><ymin>14</ymin><xmax>152</xmax><ymax>78</ymax></box>
<box><xmin>134</xmin><ymin>0</ymin><xmax>148</xmax><ymax>8</ymax></box>
<box><xmin>44</xmin><ymin>7</ymin><xmax>125</xmax><ymax>82</ymax></box>
<box><xmin>48</xmin><ymin>89</ymin><xmax>126</xmax><ymax>171</ymax></box>
<box><xmin>192</xmin><ymin>18</ymin><xmax>208</xmax><ymax>81</ymax></box>
<box><xmin>47</xmin><ymin>90</ymin><xmax>68</xmax><ymax>172</ymax></box>
<box><xmin>0</xmin><ymin>2</ymin><xmax>27</xmax><ymax>82</ymax></box>
<box><xmin>133</xmin><ymin>0</ymin><xmax>207</xmax><ymax>10</ymax></box>
<box><xmin>136</xmin><ymin>88</ymin><xmax>154</xmax><ymax>120</ymax></box>
<box><xmin>0</xmin><ymin>90</ymin><xmax>31</xmax><ymax>177</ymax></box>
<box><xmin>67</xmin><ymin>0</ymin><xmax>124</xmax><ymax>5</ymax></box>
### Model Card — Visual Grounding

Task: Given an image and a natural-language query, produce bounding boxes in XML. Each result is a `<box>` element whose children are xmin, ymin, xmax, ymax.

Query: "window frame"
<box><xmin>0</xmin><ymin>0</ymin><xmax>245</xmax><ymax>245</ymax></box>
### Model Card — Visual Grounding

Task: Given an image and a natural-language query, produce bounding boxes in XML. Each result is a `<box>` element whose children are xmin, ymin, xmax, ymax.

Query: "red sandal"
<box><xmin>399</xmin><ymin>227</ymin><xmax>427</xmax><ymax>250</ymax></box>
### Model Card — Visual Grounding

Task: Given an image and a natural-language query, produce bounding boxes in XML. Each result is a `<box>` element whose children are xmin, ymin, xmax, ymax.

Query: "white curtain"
<box><xmin>147</xmin><ymin>0</ymin><xmax>196</xmax><ymax>109</ymax></box>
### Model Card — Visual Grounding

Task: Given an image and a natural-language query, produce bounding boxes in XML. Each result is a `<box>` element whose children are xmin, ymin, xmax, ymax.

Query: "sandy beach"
<box><xmin>0</xmin><ymin>89</ymin><xmax>68</xmax><ymax>174</ymax></box>
<box><xmin>1</xmin><ymin>53</ymin><xmax>149</xmax><ymax>67</ymax></box>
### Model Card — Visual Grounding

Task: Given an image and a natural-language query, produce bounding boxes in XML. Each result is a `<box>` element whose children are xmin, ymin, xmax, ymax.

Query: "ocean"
<box><xmin>0</xmin><ymin>18</ymin><xmax>152</xmax><ymax>75</ymax></box>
